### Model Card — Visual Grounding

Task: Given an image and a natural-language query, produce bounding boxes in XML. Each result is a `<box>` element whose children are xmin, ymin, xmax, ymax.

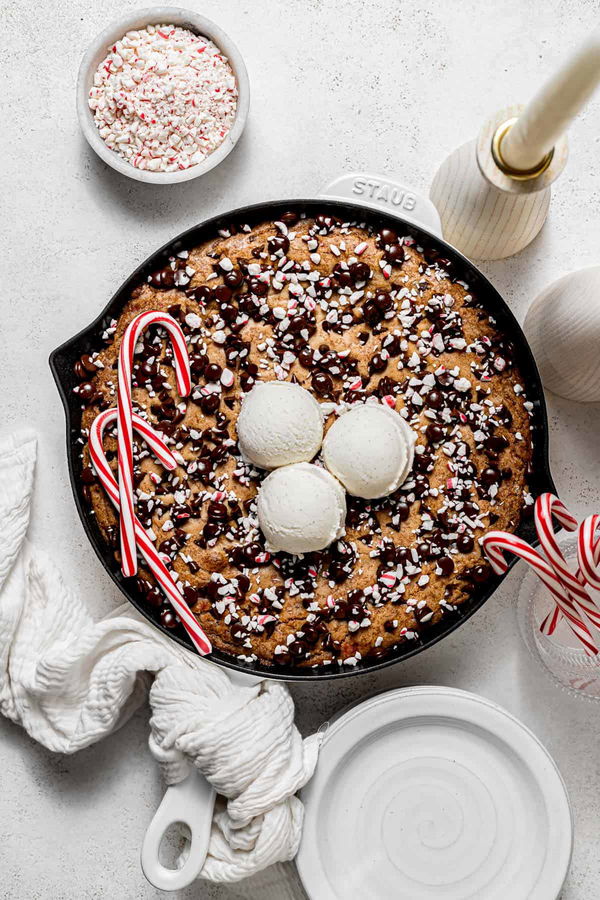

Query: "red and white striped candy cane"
<box><xmin>90</xmin><ymin>409</ymin><xmax>178</xmax><ymax>503</ymax></box>
<box><xmin>578</xmin><ymin>514</ymin><xmax>600</xmax><ymax>591</ymax></box>
<box><xmin>89</xmin><ymin>408</ymin><xmax>211</xmax><ymax>656</ymax></box>
<box><xmin>482</xmin><ymin>530</ymin><xmax>598</xmax><ymax>657</ymax></box>
<box><xmin>535</xmin><ymin>494</ymin><xmax>600</xmax><ymax>635</ymax></box>
<box><xmin>118</xmin><ymin>311</ymin><xmax>191</xmax><ymax>577</ymax></box>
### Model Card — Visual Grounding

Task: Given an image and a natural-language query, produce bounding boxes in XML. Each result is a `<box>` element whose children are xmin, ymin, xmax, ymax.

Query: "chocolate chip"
<box><xmin>191</xmin><ymin>353</ymin><xmax>208</xmax><ymax>377</ymax></box>
<box><xmin>182</xmin><ymin>586</ymin><xmax>200</xmax><ymax>607</ymax></box>
<box><xmin>315</xmin><ymin>214</ymin><xmax>337</xmax><ymax>231</ymax></box>
<box><xmin>485</xmin><ymin>434</ymin><xmax>509</xmax><ymax>454</ymax></box>
<box><xmin>223</xmin><ymin>268</ymin><xmax>243</xmax><ymax>289</ymax></box>
<box><xmin>414</xmin><ymin>451</ymin><xmax>435</xmax><ymax>473</ymax></box>
<box><xmin>73</xmin><ymin>354</ymin><xmax>97</xmax><ymax>383</ymax></box>
<box><xmin>220</xmin><ymin>302</ymin><xmax>238</xmax><ymax>325</ymax></box>
<box><xmin>288</xmin><ymin>637</ymin><xmax>308</xmax><ymax>658</ymax></box>
<box><xmin>425</xmin><ymin>424</ymin><xmax>445</xmax><ymax>444</ymax></box>
<box><xmin>414</xmin><ymin>603</ymin><xmax>433</xmax><ymax>624</ymax></box>
<box><xmin>263</xmin><ymin>619</ymin><xmax>277</xmax><ymax>638</ymax></box>
<box><xmin>377</xmin><ymin>227</ymin><xmax>398</xmax><ymax>246</ymax></box>
<box><xmin>200</xmin><ymin>393</ymin><xmax>220</xmax><ymax>415</ymax></box>
<box><xmin>280</xmin><ymin>211</ymin><xmax>299</xmax><ymax>226</ymax></box>
<box><xmin>208</xmin><ymin>500</ymin><xmax>228</xmax><ymax>520</ymax></box>
<box><xmin>160</xmin><ymin>608</ymin><xmax>178</xmax><ymax>628</ymax></box>
<box><xmin>426</xmin><ymin>390</ymin><xmax>443</xmax><ymax>409</ymax></box>
<box><xmin>331</xmin><ymin>263</ymin><xmax>353</xmax><ymax>288</ymax></box>
<box><xmin>203</xmin><ymin>521</ymin><xmax>221</xmax><ymax>541</ymax></box>
<box><xmin>321</xmin><ymin>633</ymin><xmax>341</xmax><ymax>656</ymax></box>
<box><xmin>240</xmin><ymin>372</ymin><xmax>255</xmax><ymax>392</ymax></box>
<box><xmin>374</xmin><ymin>290</ymin><xmax>393</xmax><ymax>312</ymax></box>
<box><xmin>237</xmin><ymin>573</ymin><xmax>251</xmax><ymax>594</ymax></box>
<box><xmin>438</xmin><ymin>556</ymin><xmax>455</xmax><ymax>576</ymax></box>
<box><xmin>332</xmin><ymin>601</ymin><xmax>349</xmax><ymax>620</ymax></box>
<box><xmin>386</xmin><ymin>244</ymin><xmax>405</xmax><ymax>265</ymax></box>
<box><xmin>299</xmin><ymin>347</ymin><xmax>314</xmax><ymax>368</ymax></box>
<box><xmin>141</xmin><ymin>585</ymin><xmax>162</xmax><ymax>608</ymax></box>
<box><xmin>300</xmin><ymin>624</ymin><xmax>320</xmax><ymax>645</ymax></box>
<box><xmin>369</xmin><ymin>354</ymin><xmax>388</xmax><ymax>374</ymax></box>
<box><xmin>248</xmin><ymin>277</ymin><xmax>268</xmax><ymax>297</ymax></box>
<box><xmin>457</xmin><ymin>534</ymin><xmax>474</xmax><ymax>553</ymax></box>
<box><xmin>186</xmin><ymin>285</ymin><xmax>213</xmax><ymax>303</ymax></box>
<box><xmin>469</xmin><ymin>563</ymin><xmax>491</xmax><ymax>584</ymax></box>
<box><xmin>268</xmin><ymin>234</ymin><xmax>290</xmax><ymax>255</ymax></box>
<box><xmin>149</xmin><ymin>266</ymin><xmax>175</xmax><ymax>289</ymax></box>
<box><xmin>205</xmin><ymin>363</ymin><xmax>222</xmax><ymax>382</ymax></box>
<box><xmin>327</xmin><ymin>561</ymin><xmax>346</xmax><ymax>582</ymax></box>
<box><xmin>376</xmin><ymin>376</ymin><xmax>397</xmax><ymax>397</ymax></box>
<box><xmin>311</xmin><ymin>372</ymin><xmax>334</xmax><ymax>397</ymax></box>
<box><xmin>76</xmin><ymin>382</ymin><xmax>100</xmax><ymax>405</ymax></box>
<box><xmin>242</xmin><ymin>541</ymin><xmax>267</xmax><ymax>565</ymax></box>
<box><xmin>417</xmin><ymin>541</ymin><xmax>432</xmax><ymax>560</ymax></box>
<box><xmin>171</xmin><ymin>504</ymin><xmax>192</xmax><ymax>522</ymax></box>
<box><xmin>213</xmin><ymin>284</ymin><xmax>232</xmax><ymax>304</ymax></box>
<box><xmin>349</xmin><ymin>261</ymin><xmax>370</xmax><ymax>284</ymax></box>
<box><xmin>395</xmin><ymin>501</ymin><xmax>411</xmax><ymax>522</ymax></box>
<box><xmin>230</xmin><ymin>623</ymin><xmax>248</xmax><ymax>644</ymax></box>
<box><xmin>81</xmin><ymin>467</ymin><xmax>96</xmax><ymax>485</ymax></box>
<box><xmin>378</xmin><ymin>544</ymin><xmax>397</xmax><ymax>566</ymax></box>
<box><xmin>167</xmin><ymin>304</ymin><xmax>183</xmax><ymax>321</ymax></box>
<box><xmin>382</xmin><ymin>335</ymin><xmax>401</xmax><ymax>357</ymax></box>
<box><xmin>480</xmin><ymin>466</ymin><xmax>501</xmax><ymax>486</ymax></box>
<box><xmin>362</xmin><ymin>301</ymin><xmax>383</xmax><ymax>327</ymax></box>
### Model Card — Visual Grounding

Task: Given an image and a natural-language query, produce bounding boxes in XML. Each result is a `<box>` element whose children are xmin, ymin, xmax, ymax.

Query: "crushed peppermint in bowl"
<box><xmin>77</xmin><ymin>9</ymin><xmax>249</xmax><ymax>183</ymax></box>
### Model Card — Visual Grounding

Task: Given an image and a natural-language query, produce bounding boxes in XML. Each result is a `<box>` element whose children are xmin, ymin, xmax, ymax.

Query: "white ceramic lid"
<box><xmin>297</xmin><ymin>686</ymin><xmax>572</xmax><ymax>900</ymax></box>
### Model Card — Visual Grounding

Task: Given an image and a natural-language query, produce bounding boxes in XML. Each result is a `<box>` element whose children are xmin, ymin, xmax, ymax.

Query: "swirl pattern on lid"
<box><xmin>298</xmin><ymin>687</ymin><xmax>572</xmax><ymax>900</ymax></box>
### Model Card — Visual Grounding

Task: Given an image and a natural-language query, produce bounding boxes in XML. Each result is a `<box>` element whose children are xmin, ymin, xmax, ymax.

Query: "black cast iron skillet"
<box><xmin>49</xmin><ymin>198</ymin><xmax>557</xmax><ymax>681</ymax></box>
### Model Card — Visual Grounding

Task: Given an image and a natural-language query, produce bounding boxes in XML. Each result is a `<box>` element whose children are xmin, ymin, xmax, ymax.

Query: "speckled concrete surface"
<box><xmin>2</xmin><ymin>0</ymin><xmax>600</xmax><ymax>897</ymax></box>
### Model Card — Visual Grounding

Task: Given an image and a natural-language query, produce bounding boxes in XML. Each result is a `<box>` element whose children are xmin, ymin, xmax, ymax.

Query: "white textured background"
<box><xmin>2</xmin><ymin>0</ymin><xmax>600</xmax><ymax>897</ymax></box>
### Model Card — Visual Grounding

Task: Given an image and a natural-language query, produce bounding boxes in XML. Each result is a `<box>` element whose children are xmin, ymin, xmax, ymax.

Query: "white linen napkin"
<box><xmin>0</xmin><ymin>431</ymin><xmax>319</xmax><ymax>882</ymax></box>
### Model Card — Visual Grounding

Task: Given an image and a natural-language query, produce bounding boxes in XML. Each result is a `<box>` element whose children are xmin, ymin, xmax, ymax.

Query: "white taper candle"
<box><xmin>502</xmin><ymin>33</ymin><xmax>600</xmax><ymax>171</ymax></box>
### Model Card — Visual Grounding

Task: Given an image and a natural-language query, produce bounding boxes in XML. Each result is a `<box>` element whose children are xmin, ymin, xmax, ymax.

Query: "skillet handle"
<box><xmin>140</xmin><ymin>772</ymin><xmax>216</xmax><ymax>891</ymax></box>
<box><xmin>141</xmin><ymin>671</ymin><xmax>260</xmax><ymax>891</ymax></box>
<box><xmin>319</xmin><ymin>172</ymin><xmax>442</xmax><ymax>237</ymax></box>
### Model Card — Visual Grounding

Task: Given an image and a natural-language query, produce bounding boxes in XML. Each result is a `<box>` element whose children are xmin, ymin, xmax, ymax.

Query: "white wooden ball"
<box><xmin>524</xmin><ymin>266</ymin><xmax>600</xmax><ymax>402</ymax></box>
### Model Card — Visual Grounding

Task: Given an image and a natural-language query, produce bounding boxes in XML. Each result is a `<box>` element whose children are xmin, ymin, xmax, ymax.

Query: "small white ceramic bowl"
<box><xmin>77</xmin><ymin>7</ymin><xmax>250</xmax><ymax>184</ymax></box>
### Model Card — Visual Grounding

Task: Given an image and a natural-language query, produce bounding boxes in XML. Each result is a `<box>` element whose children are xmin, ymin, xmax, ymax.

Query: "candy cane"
<box><xmin>483</xmin><ymin>531</ymin><xmax>598</xmax><ymax>656</ymax></box>
<box><xmin>118</xmin><ymin>311</ymin><xmax>191</xmax><ymax>577</ymax></box>
<box><xmin>542</xmin><ymin>605</ymin><xmax>561</xmax><ymax>636</ymax></box>
<box><xmin>578</xmin><ymin>514</ymin><xmax>600</xmax><ymax>591</ymax></box>
<box><xmin>89</xmin><ymin>408</ymin><xmax>211</xmax><ymax>656</ymax></box>
<box><xmin>535</xmin><ymin>494</ymin><xmax>600</xmax><ymax>634</ymax></box>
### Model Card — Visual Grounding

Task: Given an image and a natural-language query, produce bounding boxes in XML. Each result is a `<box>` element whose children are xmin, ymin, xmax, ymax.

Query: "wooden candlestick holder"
<box><xmin>430</xmin><ymin>104</ymin><xmax>568</xmax><ymax>261</ymax></box>
<box><xmin>430</xmin><ymin>34</ymin><xmax>600</xmax><ymax>261</ymax></box>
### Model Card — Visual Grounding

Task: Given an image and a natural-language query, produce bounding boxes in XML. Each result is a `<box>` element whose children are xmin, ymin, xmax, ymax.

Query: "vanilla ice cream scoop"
<box><xmin>257</xmin><ymin>462</ymin><xmax>347</xmax><ymax>554</ymax></box>
<box><xmin>322</xmin><ymin>402</ymin><xmax>416</xmax><ymax>499</ymax></box>
<box><xmin>237</xmin><ymin>381</ymin><xmax>323</xmax><ymax>469</ymax></box>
